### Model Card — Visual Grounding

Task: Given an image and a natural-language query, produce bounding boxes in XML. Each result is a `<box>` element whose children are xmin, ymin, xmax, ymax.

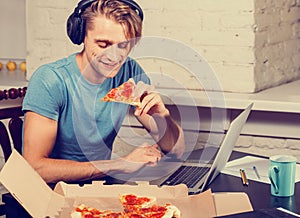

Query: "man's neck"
<box><xmin>76</xmin><ymin>52</ymin><xmax>106</xmax><ymax>84</ymax></box>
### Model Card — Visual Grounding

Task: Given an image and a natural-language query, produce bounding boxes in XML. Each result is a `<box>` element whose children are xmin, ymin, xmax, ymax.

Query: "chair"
<box><xmin>0</xmin><ymin>117</ymin><xmax>23</xmax><ymax>161</ymax></box>
<box><xmin>0</xmin><ymin>120</ymin><xmax>12</xmax><ymax>216</ymax></box>
<box><xmin>0</xmin><ymin>117</ymin><xmax>23</xmax><ymax>217</ymax></box>
<box><xmin>0</xmin><ymin>121</ymin><xmax>12</xmax><ymax>162</ymax></box>
<box><xmin>8</xmin><ymin>117</ymin><xmax>23</xmax><ymax>155</ymax></box>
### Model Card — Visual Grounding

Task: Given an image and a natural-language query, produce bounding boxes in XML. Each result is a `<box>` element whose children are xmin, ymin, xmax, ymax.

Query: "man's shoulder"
<box><xmin>123</xmin><ymin>57</ymin><xmax>140</xmax><ymax>67</ymax></box>
<box><xmin>122</xmin><ymin>57</ymin><xmax>145</xmax><ymax>76</ymax></box>
<box><xmin>31</xmin><ymin>53</ymin><xmax>77</xmax><ymax>80</ymax></box>
<box><xmin>43</xmin><ymin>53</ymin><xmax>76</xmax><ymax>71</ymax></box>
<box><xmin>118</xmin><ymin>57</ymin><xmax>149</xmax><ymax>84</ymax></box>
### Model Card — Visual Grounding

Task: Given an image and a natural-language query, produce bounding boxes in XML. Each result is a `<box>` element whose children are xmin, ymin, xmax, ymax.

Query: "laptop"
<box><xmin>152</xmin><ymin>103</ymin><xmax>254</xmax><ymax>194</ymax></box>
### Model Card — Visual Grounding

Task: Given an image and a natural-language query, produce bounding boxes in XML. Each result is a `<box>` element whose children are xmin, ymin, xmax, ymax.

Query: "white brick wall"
<box><xmin>26</xmin><ymin>0</ymin><xmax>79</xmax><ymax>75</ymax></box>
<box><xmin>26</xmin><ymin>0</ymin><xmax>300</xmax><ymax>93</ymax></box>
<box><xmin>235</xmin><ymin>135</ymin><xmax>300</xmax><ymax>161</ymax></box>
<box><xmin>112</xmin><ymin>128</ymin><xmax>300</xmax><ymax>162</ymax></box>
<box><xmin>253</xmin><ymin>0</ymin><xmax>300</xmax><ymax>91</ymax></box>
<box><xmin>0</xmin><ymin>0</ymin><xmax>26</xmax><ymax>59</ymax></box>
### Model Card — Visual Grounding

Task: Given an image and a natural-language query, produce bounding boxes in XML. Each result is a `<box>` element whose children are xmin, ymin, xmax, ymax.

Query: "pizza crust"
<box><xmin>164</xmin><ymin>205</ymin><xmax>181</xmax><ymax>218</ymax></box>
<box><xmin>70</xmin><ymin>211</ymin><xmax>81</xmax><ymax>218</ymax></box>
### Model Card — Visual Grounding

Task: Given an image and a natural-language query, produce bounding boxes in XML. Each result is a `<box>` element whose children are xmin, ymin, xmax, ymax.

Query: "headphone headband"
<box><xmin>75</xmin><ymin>0</ymin><xmax>97</xmax><ymax>15</ymax></box>
<box><xmin>67</xmin><ymin>0</ymin><xmax>144</xmax><ymax>45</ymax></box>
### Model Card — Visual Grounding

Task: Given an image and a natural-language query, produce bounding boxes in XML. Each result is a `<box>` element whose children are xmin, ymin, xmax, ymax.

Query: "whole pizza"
<box><xmin>71</xmin><ymin>193</ymin><xmax>181</xmax><ymax>218</ymax></box>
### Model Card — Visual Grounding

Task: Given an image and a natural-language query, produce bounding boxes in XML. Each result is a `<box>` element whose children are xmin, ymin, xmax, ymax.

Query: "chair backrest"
<box><xmin>0</xmin><ymin>121</ymin><xmax>12</xmax><ymax>162</ymax></box>
<box><xmin>0</xmin><ymin>117</ymin><xmax>23</xmax><ymax>162</ymax></box>
<box><xmin>9</xmin><ymin>117</ymin><xmax>23</xmax><ymax>154</ymax></box>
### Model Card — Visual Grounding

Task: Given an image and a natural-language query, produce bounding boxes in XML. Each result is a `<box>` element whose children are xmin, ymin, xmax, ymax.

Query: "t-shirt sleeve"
<box><xmin>22</xmin><ymin>65</ymin><xmax>65</xmax><ymax>121</ymax></box>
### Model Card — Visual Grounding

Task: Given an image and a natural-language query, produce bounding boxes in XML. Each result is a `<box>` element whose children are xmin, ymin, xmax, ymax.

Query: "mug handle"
<box><xmin>269</xmin><ymin>166</ymin><xmax>279</xmax><ymax>194</ymax></box>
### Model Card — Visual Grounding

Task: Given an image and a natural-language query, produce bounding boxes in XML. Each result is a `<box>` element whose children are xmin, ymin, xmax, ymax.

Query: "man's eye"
<box><xmin>118</xmin><ymin>42</ymin><xmax>129</xmax><ymax>49</ymax></box>
<box><xmin>98</xmin><ymin>43</ymin><xmax>109</xmax><ymax>48</ymax></box>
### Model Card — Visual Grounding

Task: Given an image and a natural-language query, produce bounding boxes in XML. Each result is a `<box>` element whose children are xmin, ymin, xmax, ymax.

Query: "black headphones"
<box><xmin>67</xmin><ymin>0</ymin><xmax>144</xmax><ymax>45</ymax></box>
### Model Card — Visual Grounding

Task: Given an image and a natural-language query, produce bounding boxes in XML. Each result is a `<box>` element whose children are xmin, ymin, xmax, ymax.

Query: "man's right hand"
<box><xmin>119</xmin><ymin>143</ymin><xmax>163</xmax><ymax>173</ymax></box>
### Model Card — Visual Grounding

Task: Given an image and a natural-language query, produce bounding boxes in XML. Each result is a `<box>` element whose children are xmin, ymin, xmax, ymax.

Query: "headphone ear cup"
<box><xmin>66</xmin><ymin>13</ymin><xmax>85</xmax><ymax>45</ymax></box>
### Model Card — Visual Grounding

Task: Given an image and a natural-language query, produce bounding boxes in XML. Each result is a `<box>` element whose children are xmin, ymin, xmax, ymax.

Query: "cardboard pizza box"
<box><xmin>0</xmin><ymin>150</ymin><xmax>253</xmax><ymax>218</ymax></box>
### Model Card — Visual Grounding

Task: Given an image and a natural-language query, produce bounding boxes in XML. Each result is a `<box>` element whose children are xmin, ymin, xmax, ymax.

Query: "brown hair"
<box><xmin>81</xmin><ymin>0</ymin><xmax>142</xmax><ymax>43</ymax></box>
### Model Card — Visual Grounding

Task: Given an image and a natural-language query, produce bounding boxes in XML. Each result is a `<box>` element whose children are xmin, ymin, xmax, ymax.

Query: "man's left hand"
<box><xmin>133</xmin><ymin>81</ymin><xmax>169</xmax><ymax>117</ymax></box>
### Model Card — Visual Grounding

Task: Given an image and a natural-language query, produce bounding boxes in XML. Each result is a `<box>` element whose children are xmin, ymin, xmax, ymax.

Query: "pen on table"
<box><xmin>240</xmin><ymin>169</ymin><xmax>249</xmax><ymax>186</ymax></box>
<box><xmin>253</xmin><ymin>165</ymin><xmax>260</xmax><ymax>179</ymax></box>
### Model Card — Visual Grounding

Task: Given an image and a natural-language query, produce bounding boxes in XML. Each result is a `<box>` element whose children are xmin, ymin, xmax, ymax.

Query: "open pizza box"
<box><xmin>0</xmin><ymin>150</ymin><xmax>253</xmax><ymax>218</ymax></box>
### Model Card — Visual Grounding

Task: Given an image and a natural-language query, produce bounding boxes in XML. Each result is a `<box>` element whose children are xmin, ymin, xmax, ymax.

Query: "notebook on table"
<box><xmin>154</xmin><ymin>103</ymin><xmax>254</xmax><ymax>194</ymax></box>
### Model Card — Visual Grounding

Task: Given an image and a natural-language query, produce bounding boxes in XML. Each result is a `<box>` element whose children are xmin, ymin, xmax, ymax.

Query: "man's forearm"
<box><xmin>155</xmin><ymin>114</ymin><xmax>180</xmax><ymax>153</ymax></box>
<box><xmin>138</xmin><ymin>110</ymin><xmax>185</xmax><ymax>156</ymax></box>
<box><xmin>30</xmin><ymin>157</ymin><xmax>126</xmax><ymax>183</ymax></box>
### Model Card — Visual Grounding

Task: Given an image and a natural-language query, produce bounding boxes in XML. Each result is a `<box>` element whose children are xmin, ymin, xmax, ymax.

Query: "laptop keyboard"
<box><xmin>160</xmin><ymin>165</ymin><xmax>210</xmax><ymax>188</ymax></box>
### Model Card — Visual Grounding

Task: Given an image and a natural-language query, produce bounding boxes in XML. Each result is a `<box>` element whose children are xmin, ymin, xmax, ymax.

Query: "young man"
<box><xmin>22</xmin><ymin>0</ymin><xmax>184</xmax><ymax>184</ymax></box>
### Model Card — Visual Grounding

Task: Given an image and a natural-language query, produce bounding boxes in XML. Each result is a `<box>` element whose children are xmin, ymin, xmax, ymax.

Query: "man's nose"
<box><xmin>105</xmin><ymin>46</ymin><xmax>123</xmax><ymax>61</ymax></box>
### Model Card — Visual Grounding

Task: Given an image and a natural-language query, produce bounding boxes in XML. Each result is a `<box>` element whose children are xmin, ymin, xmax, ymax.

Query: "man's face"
<box><xmin>84</xmin><ymin>15</ymin><xmax>131</xmax><ymax>78</ymax></box>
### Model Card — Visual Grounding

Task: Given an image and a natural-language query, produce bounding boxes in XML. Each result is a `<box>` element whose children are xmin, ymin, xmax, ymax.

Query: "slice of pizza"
<box><xmin>100</xmin><ymin>211</ymin><xmax>125</xmax><ymax>218</ymax></box>
<box><xmin>120</xmin><ymin>193</ymin><xmax>156</xmax><ymax>212</ymax></box>
<box><xmin>123</xmin><ymin>204</ymin><xmax>181</xmax><ymax>218</ymax></box>
<box><xmin>71</xmin><ymin>204</ymin><xmax>124</xmax><ymax>218</ymax></box>
<box><xmin>71</xmin><ymin>204</ymin><xmax>101</xmax><ymax>218</ymax></box>
<box><xmin>101</xmin><ymin>78</ymin><xmax>141</xmax><ymax>108</ymax></box>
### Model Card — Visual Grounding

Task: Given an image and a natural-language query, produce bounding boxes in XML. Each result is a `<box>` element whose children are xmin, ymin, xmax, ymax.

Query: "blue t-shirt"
<box><xmin>22</xmin><ymin>53</ymin><xmax>149</xmax><ymax>162</ymax></box>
